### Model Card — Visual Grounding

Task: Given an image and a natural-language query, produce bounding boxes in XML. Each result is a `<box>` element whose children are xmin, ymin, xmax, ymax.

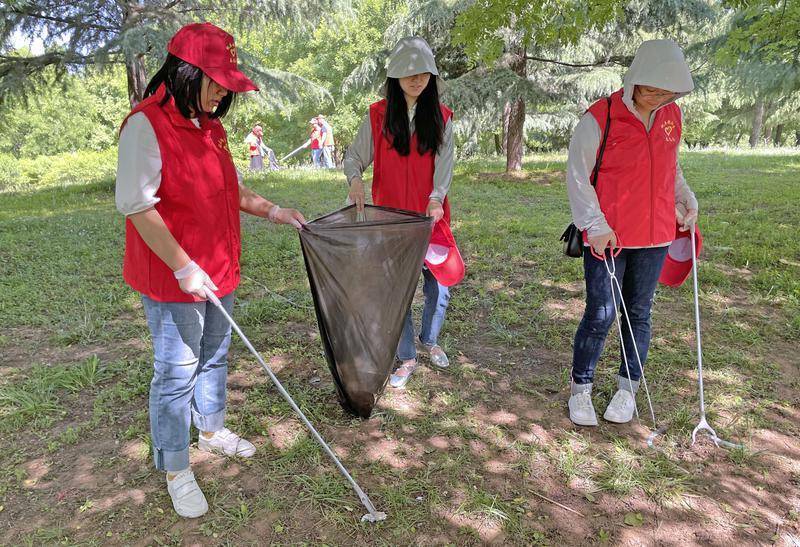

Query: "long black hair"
<box><xmin>144</xmin><ymin>54</ymin><xmax>235</xmax><ymax>119</ymax></box>
<box><xmin>383</xmin><ymin>76</ymin><xmax>444</xmax><ymax>156</ymax></box>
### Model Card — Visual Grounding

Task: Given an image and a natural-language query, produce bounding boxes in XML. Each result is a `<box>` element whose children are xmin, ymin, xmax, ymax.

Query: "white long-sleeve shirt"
<box><xmin>115</xmin><ymin>112</ymin><xmax>242</xmax><ymax>216</ymax></box>
<box><xmin>342</xmin><ymin>103</ymin><xmax>454</xmax><ymax>203</ymax></box>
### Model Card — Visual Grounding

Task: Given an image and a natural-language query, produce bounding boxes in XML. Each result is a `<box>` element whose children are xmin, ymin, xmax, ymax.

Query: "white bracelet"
<box><xmin>267</xmin><ymin>204</ymin><xmax>281</xmax><ymax>222</ymax></box>
<box><xmin>173</xmin><ymin>260</ymin><xmax>199</xmax><ymax>280</ymax></box>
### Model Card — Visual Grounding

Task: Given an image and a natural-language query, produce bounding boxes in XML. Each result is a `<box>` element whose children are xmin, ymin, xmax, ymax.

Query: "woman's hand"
<box><xmin>174</xmin><ymin>260</ymin><xmax>218</xmax><ymax>300</ymax></box>
<box><xmin>676</xmin><ymin>207</ymin><xmax>698</xmax><ymax>231</ymax></box>
<box><xmin>587</xmin><ymin>231</ymin><xmax>617</xmax><ymax>256</ymax></box>
<box><xmin>269</xmin><ymin>205</ymin><xmax>306</xmax><ymax>229</ymax></box>
<box><xmin>348</xmin><ymin>178</ymin><xmax>366</xmax><ymax>211</ymax></box>
<box><xmin>426</xmin><ymin>199</ymin><xmax>444</xmax><ymax>223</ymax></box>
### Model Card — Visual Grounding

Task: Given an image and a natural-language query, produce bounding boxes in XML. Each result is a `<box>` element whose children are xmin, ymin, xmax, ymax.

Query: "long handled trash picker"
<box><xmin>688</xmin><ymin>226</ymin><xmax>742</xmax><ymax>449</ymax></box>
<box><xmin>280</xmin><ymin>139</ymin><xmax>312</xmax><ymax>163</ymax></box>
<box><xmin>592</xmin><ymin>246</ymin><xmax>665</xmax><ymax>447</ymax></box>
<box><xmin>204</xmin><ymin>289</ymin><xmax>387</xmax><ymax>523</ymax></box>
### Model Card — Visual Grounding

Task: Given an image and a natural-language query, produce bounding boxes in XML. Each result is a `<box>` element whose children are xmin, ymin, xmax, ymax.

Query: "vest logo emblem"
<box><xmin>226</xmin><ymin>42</ymin><xmax>237</xmax><ymax>65</ymax></box>
<box><xmin>661</xmin><ymin>120</ymin><xmax>676</xmax><ymax>142</ymax></box>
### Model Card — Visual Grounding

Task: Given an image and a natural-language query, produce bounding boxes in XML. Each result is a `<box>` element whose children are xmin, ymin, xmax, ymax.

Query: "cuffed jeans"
<box><xmin>397</xmin><ymin>268</ymin><xmax>451</xmax><ymax>361</ymax></box>
<box><xmin>571</xmin><ymin>247</ymin><xmax>668</xmax><ymax>385</ymax></box>
<box><xmin>142</xmin><ymin>293</ymin><xmax>234</xmax><ymax>472</ymax></box>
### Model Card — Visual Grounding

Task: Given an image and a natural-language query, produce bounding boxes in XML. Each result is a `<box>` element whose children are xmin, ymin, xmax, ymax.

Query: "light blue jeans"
<box><xmin>397</xmin><ymin>268</ymin><xmax>451</xmax><ymax>361</ymax></box>
<box><xmin>311</xmin><ymin>149</ymin><xmax>323</xmax><ymax>168</ymax></box>
<box><xmin>142</xmin><ymin>293</ymin><xmax>234</xmax><ymax>472</ymax></box>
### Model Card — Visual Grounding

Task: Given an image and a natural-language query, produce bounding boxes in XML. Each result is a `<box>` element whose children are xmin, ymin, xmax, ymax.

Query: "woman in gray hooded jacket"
<box><xmin>565</xmin><ymin>39</ymin><xmax>699</xmax><ymax>427</ymax></box>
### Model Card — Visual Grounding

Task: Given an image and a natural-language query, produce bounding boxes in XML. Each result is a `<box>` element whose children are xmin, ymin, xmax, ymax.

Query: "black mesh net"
<box><xmin>299</xmin><ymin>205</ymin><xmax>432</xmax><ymax>418</ymax></box>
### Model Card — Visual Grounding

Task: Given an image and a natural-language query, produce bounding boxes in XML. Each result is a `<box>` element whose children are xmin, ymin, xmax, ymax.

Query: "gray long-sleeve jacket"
<box><xmin>342</xmin><ymin>103</ymin><xmax>454</xmax><ymax>203</ymax></box>
<box><xmin>567</xmin><ymin>40</ymin><xmax>698</xmax><ymax>242</ymax></box>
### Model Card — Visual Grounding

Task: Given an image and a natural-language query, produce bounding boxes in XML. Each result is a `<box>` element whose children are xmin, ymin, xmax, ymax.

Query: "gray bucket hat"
<box><xmin>381</xmin><ymin>36</ymin><xmax>444</xmax><ymax>96</ymax></box>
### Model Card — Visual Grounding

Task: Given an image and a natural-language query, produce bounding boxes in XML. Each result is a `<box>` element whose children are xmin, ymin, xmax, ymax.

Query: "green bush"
<box><xmin>0</xmin><ymin>149</ymin><xmax>117</xmax><ymax>192</ymax></box>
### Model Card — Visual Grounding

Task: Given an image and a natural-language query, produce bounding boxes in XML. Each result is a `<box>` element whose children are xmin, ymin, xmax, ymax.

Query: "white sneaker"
<box><xmin>198</xmin><ymin>427</ymin><xmax>256</xmax><ymax>458</ymax></box>
<box><xmin>603</xmin><ymin>389</ymin><xmax>636</xmax><ymax>423</ymax></box>
<box><xmin>166</xmin><ymin>468</ymin><xmax>208</xmax><ymax>518</ymax></box>
<box><xmin>568</xmin><ymin>391</ymin><xmax>598</xmax><ymax>426</ymax></box>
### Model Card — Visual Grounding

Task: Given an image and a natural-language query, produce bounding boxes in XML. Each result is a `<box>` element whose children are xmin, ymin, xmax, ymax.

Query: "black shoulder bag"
<box><xmin>560</xmin><ymin>97</ymin><xmax>612</xmax><ymax>258</ymax></box>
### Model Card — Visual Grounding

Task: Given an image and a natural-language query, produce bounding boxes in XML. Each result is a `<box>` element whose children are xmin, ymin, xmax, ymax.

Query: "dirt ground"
<box><xmin>1</xmin><ymin>311</ymin><xmax>798</xmax><ymax>546</ymax></box>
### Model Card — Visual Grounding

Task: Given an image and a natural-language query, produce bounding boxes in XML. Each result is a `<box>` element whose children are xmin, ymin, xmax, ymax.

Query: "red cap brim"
<box><xmin>659</xmin><ymin>224</ymin><xmax>702</xmax><ymax>287</ymax></box>
<box><xmin>204</xmin><ymin>66</ymin><xmax>259</xmax><ymax>93</ymax></box>
<box><xmin>425</xmin><ymin>244</ymin><xmax>465</xmax><ymax>287</ymax></box>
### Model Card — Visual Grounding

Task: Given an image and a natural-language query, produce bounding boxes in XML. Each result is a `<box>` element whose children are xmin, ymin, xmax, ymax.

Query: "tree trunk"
<box><xmin>126</xmin><ymin>53</ymin><xmax>148</xmax><ymax>107</ymax></box>
<box><xmin>501</xmin><ymin>100</ymin><xmax>511</xmax><ymax>154</ymax></box>
<box><xmin>795</xmin><ymin>130</ymin><xmax>800</xmax><ymax>147</ymax></box>
<box><xmin>764</xmin><ymin>125</ymin><xmax>773</xmax><ymax>143</ymax></box>
<box><xmin>505</xmin><ymin>47</ymin><xmax>526</xmax><ymax>173</ymax></box>
<box><xmin>774</xmin><ymin>123</ymin><xmax>784</xmax><ymax>146</ymax></box>
<box><xmin>506</xmin><ymin>98</ymin><xmax>524</xmax><ymax>172</ymax></box>
<box><xmin>735</xmin><ymin>133</ymin><xmax>743</xmax><ymax>146</ymax></box>
<box><xmin>750</xmin><ymin>98</ymin><xmax>765</xmax><ymax>148</ymax></box>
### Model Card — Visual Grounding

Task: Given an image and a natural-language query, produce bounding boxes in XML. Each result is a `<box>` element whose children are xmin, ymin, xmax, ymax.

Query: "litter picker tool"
<box><xmin>688</xmin><ymin>225</ymin><xmax>742</xmax><ymax>449</ymax></box>
<box><xmin>280</xmin><ymin>139</ymin><xmax>312</xmax><ymax>163</ymax></box>
<box><xmin>203</xmin><ymin>289</ymin><xmax>387</xmax><ymax>523</ymax></box>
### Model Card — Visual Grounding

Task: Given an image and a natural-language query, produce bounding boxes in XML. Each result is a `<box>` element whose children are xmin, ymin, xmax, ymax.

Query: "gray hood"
<box><xmin>380</xmin><ymin>36</ymin><xmax>444</xmax><ymax>96</ymax></box>
<box><xmin>622</xmin><ymin>39</ymin><xmax>694</xmax><ymax>108</ymax></box>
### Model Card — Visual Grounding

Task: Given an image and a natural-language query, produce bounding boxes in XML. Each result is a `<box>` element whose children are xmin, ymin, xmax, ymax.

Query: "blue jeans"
<box><xmin>322</xmin><ymin>146</ymin><xmax>335</xmax><ymax>168</ymax></box>
<box><xmin>311</xmin><ymin>149</ymin><xmax>323</xmax><ymax>168</ymax></box>
<box><xmin>142</xmin><ymin>293</ymin><xmax>234</xmax><ymax>472</ymax></box>
<box><xmin>571</xmin><ymin>247</ymin><xmax>668</xmax><ymax>385</ymax></box>
<box><xmin>397</xmin><ymin>268</ymin><xmax>451</xmax><ymax>361</ymax></box>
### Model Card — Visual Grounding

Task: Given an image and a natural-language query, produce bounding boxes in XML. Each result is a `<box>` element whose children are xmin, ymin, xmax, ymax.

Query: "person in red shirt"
<box><xmin>309</xmin><ymin>119</ymin><xmax>323</xmax><ymax>168</ymax></box>
<box><xmin>114</xmin><ymin>23</ymin><xmax>305</xmax><ymax>518</ymax></box>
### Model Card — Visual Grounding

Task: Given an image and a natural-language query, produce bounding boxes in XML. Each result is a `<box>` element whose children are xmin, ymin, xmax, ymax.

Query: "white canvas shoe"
<box><xmin>568</xmin><ymin>391</ymin><xmax>598</xmax><ymax>426</ymax></box>
<box><xmin>167</xmin><ymin>468</ymin><xmax>208</xmax><ymax>518</ymax></box>
<box><xmin>603</xmin><ymin>389</ymin><xmax>636</xmax><ymax>423</ymax></box>
<box><xmin>198</xmin><ymin>427</ymin><xmax>256</xmax><ymax>458</ymax></box>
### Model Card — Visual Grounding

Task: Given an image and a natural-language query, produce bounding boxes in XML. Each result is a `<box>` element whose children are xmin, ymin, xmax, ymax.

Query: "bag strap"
<box><xmin>590</xmin><ymin>96</ymin><xmax>612</xmax><ymax>188</ymax></box>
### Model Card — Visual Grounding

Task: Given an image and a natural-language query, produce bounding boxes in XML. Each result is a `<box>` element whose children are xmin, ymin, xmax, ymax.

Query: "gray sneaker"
<box><xmin>389</xmin><ymin>360</ymin><xmax>418</xmax><ymax>389</ymax></box>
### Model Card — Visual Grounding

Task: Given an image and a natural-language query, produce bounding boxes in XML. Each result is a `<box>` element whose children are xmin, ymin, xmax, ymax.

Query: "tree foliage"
<box><xmin>1</xmin><ymin>0</ymin><xmax>798</xmax><ymax>163</ymax></box>
<box><xmin>0</xmin><ymin>0</ymin><xmax>337</xmax><ymax>106</ymax></box>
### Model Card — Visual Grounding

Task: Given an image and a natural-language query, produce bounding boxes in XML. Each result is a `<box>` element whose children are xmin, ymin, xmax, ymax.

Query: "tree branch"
<box><xmin>524</xmin><ymin>55</ymin><xmax>633</xmax><ymax>68</ymax></box>
<box><xmin>9</xmin><ymin>8</ymin><xmax>118</xmax><ymax>32</ymax></box>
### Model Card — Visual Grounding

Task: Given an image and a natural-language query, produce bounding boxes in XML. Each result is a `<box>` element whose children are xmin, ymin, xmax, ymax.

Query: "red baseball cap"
<box><xmin>167</xmin><ymin>23</ymin><xmax>258</xmax><ymax>93</ymax></box>
<box><xmin>659</xmin><ymin>224</ymin><xmax>703</xmax><ymax>287</ymax></box>
<box><xmin>425</xmin><ymin>222</ymin><xmax>465</xmax><ymax>287</ymax></box>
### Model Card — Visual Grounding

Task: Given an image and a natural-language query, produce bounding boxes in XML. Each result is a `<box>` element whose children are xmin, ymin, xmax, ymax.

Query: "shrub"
<box><xmin>0</xmin><ymin>149</ymin><xmax>117</xmax><ymax>192</ymax></box>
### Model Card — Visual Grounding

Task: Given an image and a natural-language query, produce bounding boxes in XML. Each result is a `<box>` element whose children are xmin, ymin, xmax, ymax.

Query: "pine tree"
<box><xmin>0</xmin><ymin>0</ymin><xmax>335</xmax><ymax>108</ymax></box>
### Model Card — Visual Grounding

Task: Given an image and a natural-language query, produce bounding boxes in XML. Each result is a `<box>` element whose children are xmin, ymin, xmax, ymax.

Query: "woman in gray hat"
<box><xmin>343</xmin><ymin>36</ymin><xmax>462</xmax><ymax>389</ymax></box>
<box><xmin>565</xmin><ymin>39</ymin><xmax>699</xmax><ymax>427</ymax></box>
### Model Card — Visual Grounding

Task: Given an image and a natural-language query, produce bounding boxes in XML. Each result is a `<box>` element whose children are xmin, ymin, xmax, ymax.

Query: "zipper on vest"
<box><xmin>647</xmin><ymin>126</ymin><xmax>655</xmax><ymax>245</ymax></box>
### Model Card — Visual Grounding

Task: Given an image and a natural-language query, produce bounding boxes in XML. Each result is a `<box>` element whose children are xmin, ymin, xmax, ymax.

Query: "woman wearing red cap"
<box><xmin>343</xmin><ymin>36</ymin><xmax>463</xmax><ymax>389</ymax></box>
<box><xmin>115</xmin><ymin>23</ymin><xmax>305</xmax><ymax>518</ymax></box>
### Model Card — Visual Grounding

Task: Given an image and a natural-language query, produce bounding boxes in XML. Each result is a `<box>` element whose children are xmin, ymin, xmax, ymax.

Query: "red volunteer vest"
<box><xmin>587</xmin><ymin>90</ymin><xmax>681</xmax><ymax>247</ymax></box>
<box><xmin>369</xmin><ymin>99</ymin><xmax>459</xmax><ymax>258</ymax></box>
<box><xmin>120</xmin><ymin>84</ymin><xmax>241</xmax><ymax>302</ymax></box>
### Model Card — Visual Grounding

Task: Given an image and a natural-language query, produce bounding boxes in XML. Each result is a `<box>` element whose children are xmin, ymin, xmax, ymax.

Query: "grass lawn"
<box><xmin>0</xmin><ymin>150</ymin><xmax>798</xmax><ymax>545</ymax></box>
